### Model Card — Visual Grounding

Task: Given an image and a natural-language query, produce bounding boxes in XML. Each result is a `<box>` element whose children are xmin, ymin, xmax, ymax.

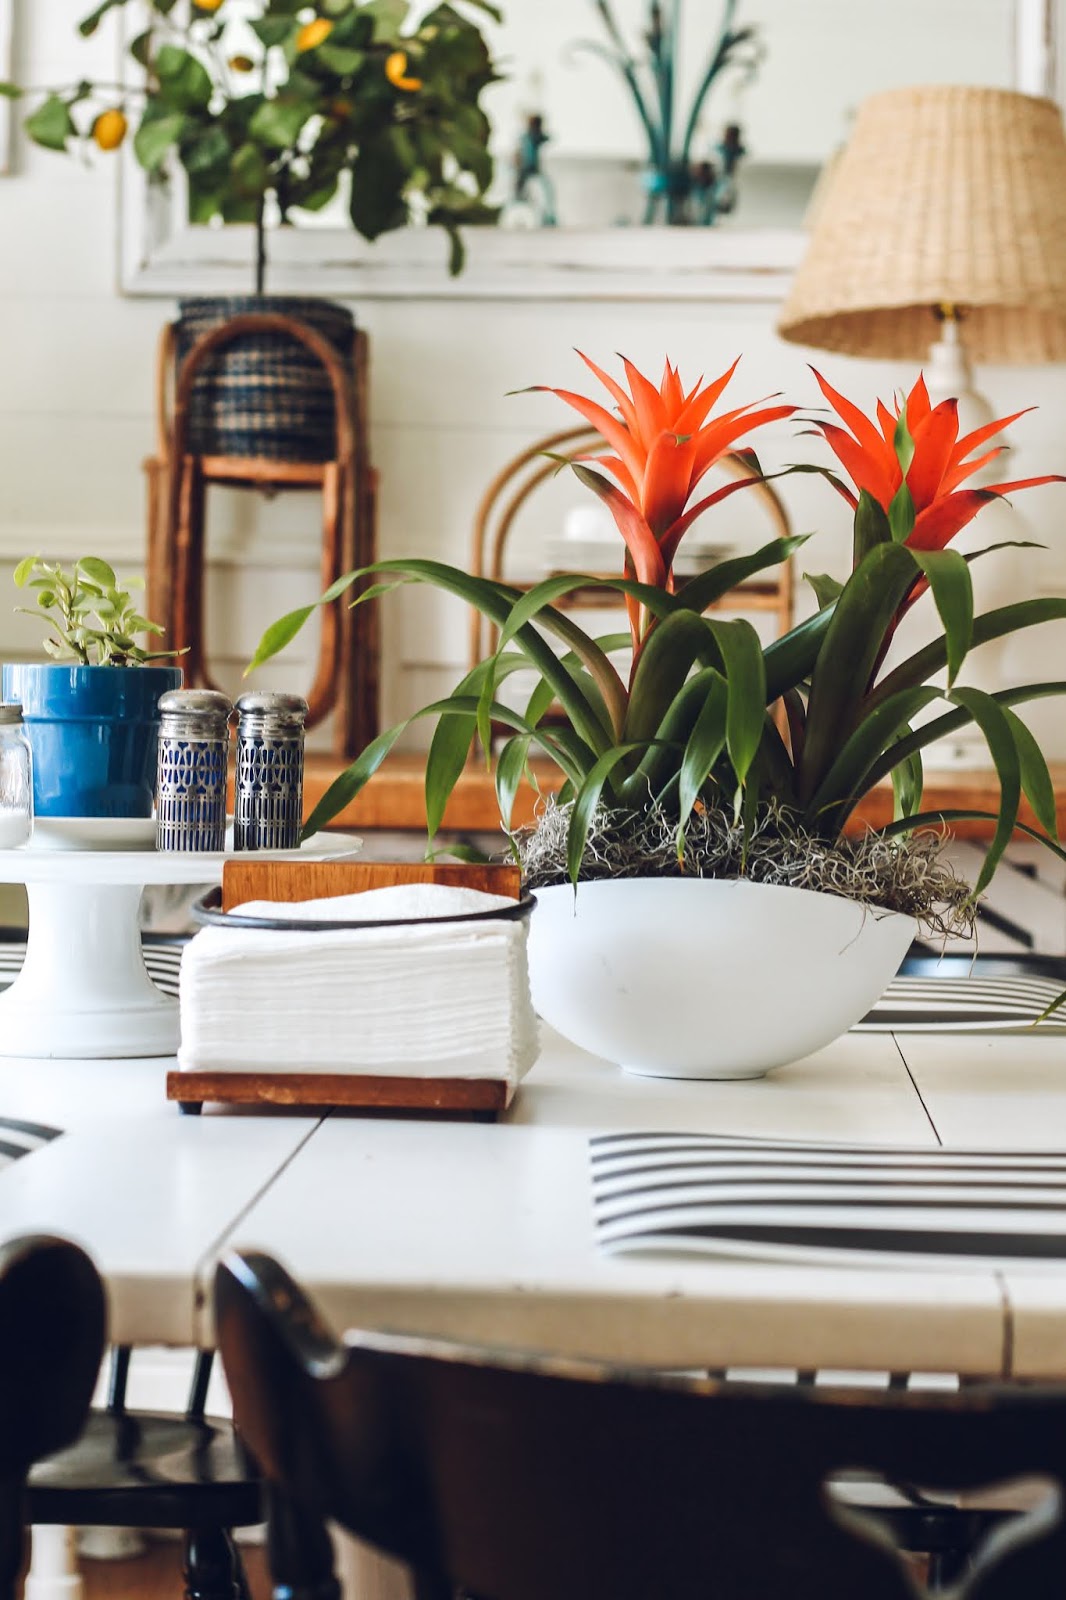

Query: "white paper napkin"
<box><xmin>177</xmin><ymin>884</ymin><xmax>540</xmax><ymax>1082</ymax></box>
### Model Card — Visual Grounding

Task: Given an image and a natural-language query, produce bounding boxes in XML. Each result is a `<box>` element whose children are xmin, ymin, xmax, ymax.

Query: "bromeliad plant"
<box><xmin>249</xmin><ymin>353</ymin><xmax>1066</xmax><ymax>922</ymax></box>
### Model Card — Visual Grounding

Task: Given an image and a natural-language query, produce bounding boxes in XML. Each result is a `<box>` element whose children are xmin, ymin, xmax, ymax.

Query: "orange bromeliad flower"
<box><xmin>539</xmin><ymin>354</ymin><xmax>794</xmax><ymax>617</ymax></box>
<box><xmin>808</xmin><ymin>369</ymin><xmax>1065</xmax><ymax>554</ymax></box>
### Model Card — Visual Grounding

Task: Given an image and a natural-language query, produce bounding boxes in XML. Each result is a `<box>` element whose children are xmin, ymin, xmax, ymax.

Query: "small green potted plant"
<box><xmin>249</xmin><ymin>353</ymin><xmax>1066</xmax><ymax>1078</ymax></box>
<box><xmin>3</xmin><ymin>558</ymin><xmax>183</xmax><ymax>835</ymax></box>
<box><xmin>3</xmin><ymin>0</ymin><xmax>500</xmax><ymax>462</ymax></box>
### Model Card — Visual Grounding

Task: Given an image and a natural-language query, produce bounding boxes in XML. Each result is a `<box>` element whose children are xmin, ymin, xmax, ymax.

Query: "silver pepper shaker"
<box><xmin>156</xmin><ymin>689</ymin><xmax>234</xmax><ymax>853</ymax></box>
<box><xmin>233</xmin><ymin>691</ymin><xmax>308</xmax><ymax>852</ymax></box>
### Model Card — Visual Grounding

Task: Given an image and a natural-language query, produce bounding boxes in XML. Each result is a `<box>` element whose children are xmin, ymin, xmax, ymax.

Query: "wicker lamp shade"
<box><xmin>778</xmin><ymin>85</ymin><xmax>1066</xmax><ymax>363</ymax></box>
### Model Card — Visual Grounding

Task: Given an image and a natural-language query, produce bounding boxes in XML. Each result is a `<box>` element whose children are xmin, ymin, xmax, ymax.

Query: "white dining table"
<box><xmin>2</xmin><ymin>1025</ymin><xmax>1065</xmax><ymax>1379</ymax></box>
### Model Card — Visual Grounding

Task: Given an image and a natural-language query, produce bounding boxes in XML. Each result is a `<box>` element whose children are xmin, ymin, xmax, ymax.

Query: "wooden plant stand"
<box><xmin>145</xmin><ymin>314</ymin><xmax>378</xmax><ymax>759</ymax></box>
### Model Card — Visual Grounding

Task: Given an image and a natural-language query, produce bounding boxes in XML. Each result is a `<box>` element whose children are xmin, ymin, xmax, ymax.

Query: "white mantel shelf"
<box><xmin>121</xmin><ymin>220</ymin><xmax>806</xmax><ymax>303</ymax></box>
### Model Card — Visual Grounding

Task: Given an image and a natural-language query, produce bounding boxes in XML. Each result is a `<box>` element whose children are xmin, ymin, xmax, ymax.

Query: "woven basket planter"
<box><xmin>175</xmin><ymin>296</ymin><xmax>356</xmax><ymax>463</ymax></box>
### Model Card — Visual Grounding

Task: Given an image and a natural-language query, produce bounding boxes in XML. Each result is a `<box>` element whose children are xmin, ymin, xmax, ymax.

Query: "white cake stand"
<box><xmin>0</xmin><ymin>835</ymin><xmax>361</xmax><ymax>1060</ymax></box>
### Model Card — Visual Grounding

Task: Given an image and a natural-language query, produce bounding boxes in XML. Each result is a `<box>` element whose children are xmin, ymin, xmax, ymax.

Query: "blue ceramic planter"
<box><xmin>1</xmin><ymin>664</ymin><xmax>183</xmax><ymax>818</ymax></box>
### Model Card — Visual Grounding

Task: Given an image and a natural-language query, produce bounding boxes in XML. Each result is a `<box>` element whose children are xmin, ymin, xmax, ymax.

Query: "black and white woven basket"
<box><xmin>175</xmin><ymin>295</ymin><xmax>356</xmax><ymax>464</ymax></box>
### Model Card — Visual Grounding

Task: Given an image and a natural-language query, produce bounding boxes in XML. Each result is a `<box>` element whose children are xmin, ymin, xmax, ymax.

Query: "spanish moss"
<box><xmin>513</xmin><ymin>798</ymin><xmax>975</xmax><ymax>940</ymax></box>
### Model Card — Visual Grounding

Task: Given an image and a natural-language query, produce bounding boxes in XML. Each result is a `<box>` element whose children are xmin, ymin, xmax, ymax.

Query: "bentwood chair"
<box><xmin>216</xmin><ymin>1250</ymin><xmax>1066</xmax><ymax>1600</ymax></box>
<box><xmin>0</xmin><ymin>1236</ymin><xmax>105</xmax><ymax>1600</ymax></box>
<box><xmin>469</xmin><ymin>426</ymin><xmax>796</xmax><ymax>673</ymax></box>
<box><xmin>26</xmin><ymin>1346</ymin><xmax>263</xmax><ymax>1600</ymax></box>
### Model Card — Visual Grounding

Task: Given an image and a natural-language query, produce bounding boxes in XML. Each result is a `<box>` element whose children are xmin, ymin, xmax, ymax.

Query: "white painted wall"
<box><xmin>481</xmin><ymin>0</ymin><xmax>1016</xmax><ymax>165</ymax></box>
<box><xmin>3</xmin><ymin>1</ymin><xmax>1066</xmax><ymax>760</ymax></box>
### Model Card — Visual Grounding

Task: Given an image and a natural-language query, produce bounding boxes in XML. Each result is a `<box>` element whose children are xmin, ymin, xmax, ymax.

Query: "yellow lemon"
<box><xmin>296</xmin><ymin>17</ymin><xmax>333</xmax><ymax>52</ymax></box>
<box><xmin>228</xmin><ymin>54</ymin><xmax>255</xmax><ymax>72</ymax></box>
<box><xmin>384</xmin><ymin>51</ymin><xmax>423</xmax><ymax>91</ymax></box>
<box><xmin>93</xmin><ymin>108</ymin><xmax>128</xmax><ymax>151</ymax></box>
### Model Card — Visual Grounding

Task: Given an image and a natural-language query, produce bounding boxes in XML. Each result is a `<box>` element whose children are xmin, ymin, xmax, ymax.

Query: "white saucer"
<box><xmin>30</xmin><ymin>817</ymin><xmax>158</xmax><ymax>852</ymax></box>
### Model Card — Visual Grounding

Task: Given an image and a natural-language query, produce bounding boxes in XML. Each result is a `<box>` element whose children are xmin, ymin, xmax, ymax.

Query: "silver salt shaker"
<box><xmin>156</xmin><ymin>690</ymin><xmax>233</xmax><ymax>852</ymax></box>
<box><xmin>233</xmin><ymin>691</ymin><xmax>308</xmax><ymax>852</ymax></box>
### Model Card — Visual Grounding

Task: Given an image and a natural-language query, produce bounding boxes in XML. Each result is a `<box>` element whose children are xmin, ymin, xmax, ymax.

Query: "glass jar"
<box><xmin>0</xmin><ymin>704</ymin><xmax>33</xmax><ymax>849</ymax></box>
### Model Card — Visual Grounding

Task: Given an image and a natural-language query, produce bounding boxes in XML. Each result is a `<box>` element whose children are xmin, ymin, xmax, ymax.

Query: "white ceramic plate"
<box><xmin>29</xmin><ymin>817</ymin><xmax>159</xmax><ymax>852</ymax></box>
<box><xmin>27</xmin><ymin>819</ymin><xmax>363</xmax><ymax>859</ymax></box>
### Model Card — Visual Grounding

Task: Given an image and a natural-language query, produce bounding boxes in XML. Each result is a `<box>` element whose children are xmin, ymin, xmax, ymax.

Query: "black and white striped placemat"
<box><xmin>592</xmin><ymin>1132</ymin><xmax>1066</xmax><ymax>1267</ymax></box>
<box><xmin>857</xmin><ymin>972</ymin><xmax>1066</xmax><ymax>1032</ymax></box>
<box><xmin>0</xmin><ymin>937</ymin><xmax>185</xmax><ymax>998</ymax></box>
<box><xmin>0</xmin><ymin>1116</ymin><xmax>63</xmax><ymax>1173</ymax></box>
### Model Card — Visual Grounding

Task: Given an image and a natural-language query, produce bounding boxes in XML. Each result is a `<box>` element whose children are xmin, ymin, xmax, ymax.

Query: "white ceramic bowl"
<box><xmin>527</xmin><ymin>878</ymin><xmax>915</xmax><ymax>1079</ymax></box>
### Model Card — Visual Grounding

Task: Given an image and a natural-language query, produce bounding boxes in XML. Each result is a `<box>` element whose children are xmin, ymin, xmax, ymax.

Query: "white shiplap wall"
<box><xmin>4</xmin><ymin>2</ymin><xmax>1066</xmax><ymax>755</ymax></box>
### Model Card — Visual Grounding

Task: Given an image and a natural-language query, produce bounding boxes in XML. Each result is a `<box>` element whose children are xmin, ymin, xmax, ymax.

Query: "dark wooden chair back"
<box><xmin>217</xmin><ymin>1250</ymin><xmax>1066</xmax><ymax>1600</ymax></box>
<box><xmin>0</xmin><ymin>1236</ymin><xmax>105</xmax><ymax>1600</ymax></box>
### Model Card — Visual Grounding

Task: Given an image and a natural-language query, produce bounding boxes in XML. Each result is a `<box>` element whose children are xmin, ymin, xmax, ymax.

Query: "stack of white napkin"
<box><xmin>177</xmin><ymin>883</ymin><xmax>540</xmax><ymax>1083</ymax></box>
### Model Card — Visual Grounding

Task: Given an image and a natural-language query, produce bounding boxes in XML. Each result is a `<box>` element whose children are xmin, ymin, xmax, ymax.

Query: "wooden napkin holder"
<box><xmin>166</xmin><ymin>859</ymin><xmax>523</xmax><ymax>1118</ymax></box>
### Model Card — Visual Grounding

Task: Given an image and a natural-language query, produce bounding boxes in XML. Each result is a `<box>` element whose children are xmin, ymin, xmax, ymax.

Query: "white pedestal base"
<box><xmin>0</xmin><ymin>882</ymin><xmax>179</xmax><ymax>1059</ymax></box>
<box><xmin>0</xmin><ymin>833</ymin><xmax>361</xmax><ymax>1061</ymax></box>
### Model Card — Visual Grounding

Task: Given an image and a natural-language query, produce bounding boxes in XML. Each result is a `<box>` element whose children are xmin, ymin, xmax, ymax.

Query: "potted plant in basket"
<box><xmin>3</xmin><ymin>0</ymin><xmax>499</xmax><ymax>462</ymax></box>
<box><xmin>3</xmin><ymin>558</ymin><xmax>183</xmax><ymax>839</ymax></box>
<box><xmin>248</xmin><ymin>354</ymin><xmax>1066</xmax><ymax>1079</ymax></box>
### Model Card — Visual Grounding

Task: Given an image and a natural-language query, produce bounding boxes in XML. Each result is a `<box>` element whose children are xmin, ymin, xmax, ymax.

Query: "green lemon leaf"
<box><xmin>25</xmin><ymin>95</ymin><xmax>75</xmax><ymax>152</ymax></box>
<box><xmin>154</xmin><ymin>45</ymin><xmax>212</xmax><ymax>109</ymax></box>
<box><xmin>249</xmin><ymin>96</ymin><xmax>313</xmax><ymax>149</ymax></box>
<box><xmin>79</xmin><ymin>0</ymin><xmax>125</xmax><ymax>34</ymax></box>
<box><xmin>251</xmin><ymin>16</ymin><xmax>296</xmax><ymax>46</ymax></box>
<box><xmin>184</xmin><ymin>126</ymin><xmax>230</xmax><ymax>174</ymax></box>
<box><xmin>133</xmin><ymin>111</ymin><xmax>187</xmax><ymax>172</ymax></box>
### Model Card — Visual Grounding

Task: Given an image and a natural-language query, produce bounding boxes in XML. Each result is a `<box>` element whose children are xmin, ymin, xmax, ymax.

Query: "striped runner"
<box><xmin>857</xmin><ymin>972</ymin><xmax>1066</xmax><ymax>1032</ymax></box>
<box><xmin>0</xmin><ymin>1115</ymin><xmax>62</xmax><ymax>1172</ymax></box>
<box><xmin>591</xmin><ymin>1132</ymin><xmax>1066</xmax><ymax>1266</ymax></box>
<box><xmin>0</xmin><ymin>938</ymin><xmax>185</xmax><ymax>999</ymax></box>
